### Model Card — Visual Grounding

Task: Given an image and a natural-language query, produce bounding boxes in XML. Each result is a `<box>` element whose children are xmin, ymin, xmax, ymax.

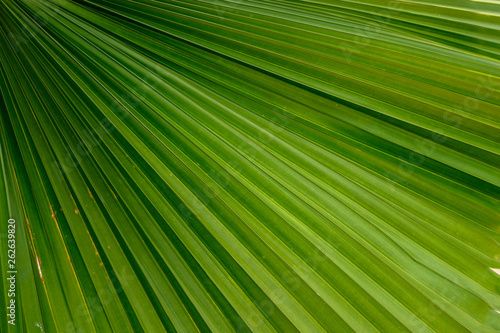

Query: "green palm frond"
<box><xmin>1</xmin><ymin>0</ymin><xmax>499</xmax><ymax>332</ymax></box>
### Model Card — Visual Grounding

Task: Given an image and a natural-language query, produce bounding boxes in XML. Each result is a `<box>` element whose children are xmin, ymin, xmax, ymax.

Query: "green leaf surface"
<box><xmin>1</xmin><ymin>0</ymin><xmax>499</xmax><ymax>332</ymax></box>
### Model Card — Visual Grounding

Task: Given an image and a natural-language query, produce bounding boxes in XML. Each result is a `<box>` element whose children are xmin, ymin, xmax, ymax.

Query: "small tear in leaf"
<box><xmin>36</xmin><ymin>256</ymin><xmax>43</xmax><ymax>281</ymax></box>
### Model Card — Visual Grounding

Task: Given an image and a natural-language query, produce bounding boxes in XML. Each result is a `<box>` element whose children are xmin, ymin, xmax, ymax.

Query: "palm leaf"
<box><xmin>1</xmin><ymin>0</ymin><xmax>499</xmax><ymax>332</ymax></box>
